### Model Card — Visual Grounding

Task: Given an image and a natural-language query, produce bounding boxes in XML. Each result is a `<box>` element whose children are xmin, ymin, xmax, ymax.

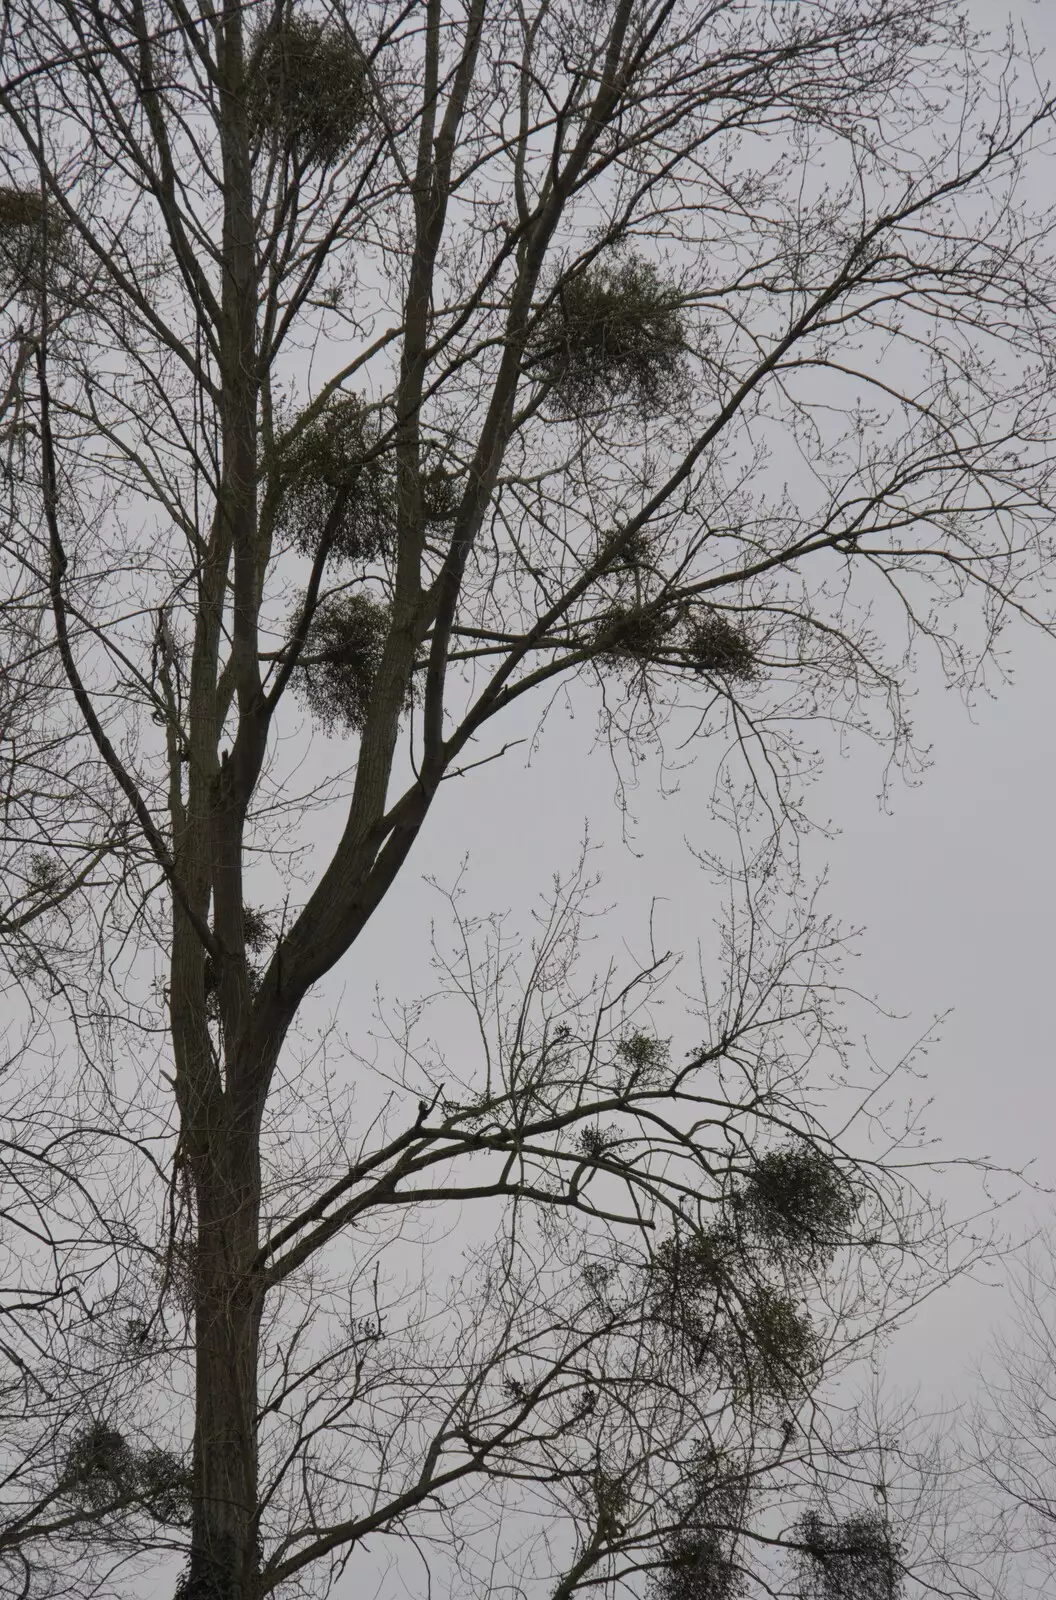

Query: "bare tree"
<box><xmin>947</xmin><ymin>1237</ymin><xmax>1056</xmax><ymax>1600</ymax></box>
<box><xmin>0</xmin><ymin>1</ymin><xmax>1053</xmax><ymax>1596</ymax></box>
<box><xmin>0</xmin><ymin>644</ymin><xmax>185</xmax><ymax>1597</ymax></box>
<box><xmin>0</xmin><ymin>1040</ymin><xmax>186</xmax><ymax>1600</ymax></box>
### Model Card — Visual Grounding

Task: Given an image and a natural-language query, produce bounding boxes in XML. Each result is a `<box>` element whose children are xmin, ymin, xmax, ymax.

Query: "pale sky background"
<box><xmin>205</xmin><ymin>5</ymin><xmax>1056</xmax><ymax>1597</ymax></box>
<box><xmin>303</xmin><ymin>0</ymin><xmax>1056</xmax><ymax>1429</ymax></box>
<box><xmin>330</xmin><ymin>601</ymin><xmax>1056</xmax><ymax>1402</ymax></box>
<box><xmin>25</xmin><ymin>2</ymin><xmax>1056</xmax><ymax>1591</ymax></box>
<box><xmin>220</xmin><ymin>7</ymin><xmax>1056</xmax><ymax>1596</ymax></box>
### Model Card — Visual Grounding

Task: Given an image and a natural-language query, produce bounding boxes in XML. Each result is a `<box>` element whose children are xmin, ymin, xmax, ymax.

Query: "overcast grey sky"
<box><xmin>205</xmin><ymin>7</ymin><xmax>1056</xmax><ymax>1597</ymax></box>
<box><xmin>286</xmin><ymin>1</ymin><xmax>1056</xmax><ymax>1434</ymax></box>
<box><xmin>15</xmin><ymin>4</ymin><xmax>1048</xmax><ymax>1592</ymax></box>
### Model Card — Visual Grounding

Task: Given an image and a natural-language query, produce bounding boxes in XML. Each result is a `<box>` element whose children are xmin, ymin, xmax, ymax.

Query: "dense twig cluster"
<box><xmin>737</xmin><ymin>1146</ymin><xmax>859</xmax><ymax>1267</ymax></box>
<box><xmin>0</xmin><ymin>182</ymin><xmax>69</xmax><ymax>294</ymax></box>
<box><xmin>272</xmin><ymin>397</ymin><xmax>393</xmax><ymax>566</ymax></box>
<box><xmin>684</xmin><ymin>612</ymin><xmax>760</xmax><ymax>682</ymax></box>
<box><xmin>247</xmin><ymin>11</ymin><xmax>370</xmax><ymax>166</ymax></box>
<box><xmin>529</xmin><ymin>256</ymin><xmax>686</xmax><ymax>415</ymax></box>
<box><xmin>794</xmin><ymin>1510</ymin><xmax>904</xmax><ymax>1600</ymax></box>
<box><xmin>292</xmin><ymin>589</ymin><xmax>390</xmax><ymax>732</ymax></box>
<box><xmin>653</xmin><ymin>1452</ymin><xmax>749</xmax><ymax>1600</ymax></box>
<box><xmin>648</xmin><ymin>1224</ymin><xmax>817</xmax><ymax>1399</ymax></box>
<box><xmin>596</xmin><ymin>603</ymin><xmax>759</xmax><ymax>682</ymax></box>
<box><xmin>63</xmin><ymin>1422</ymin><xmax>192</xmax><ymax>1527</ymax></box>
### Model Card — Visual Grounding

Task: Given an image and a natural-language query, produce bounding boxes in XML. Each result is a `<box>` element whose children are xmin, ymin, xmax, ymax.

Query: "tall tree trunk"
<box><xmin>184</xmin><ymin>1134</ymin><xmax>262</xmax><ymax>1600</ymax></box>
<box><xmin>181</xmin><ymin>14</ymin><xmax>263</xmax><ymax>1593</ymax></box>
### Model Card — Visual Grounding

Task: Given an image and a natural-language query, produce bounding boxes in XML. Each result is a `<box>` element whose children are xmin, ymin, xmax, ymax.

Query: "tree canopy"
<box><xmin>0</xmin><ymin>2</ymin><xmax>1054</xmax><ymax>1597</ymax></box>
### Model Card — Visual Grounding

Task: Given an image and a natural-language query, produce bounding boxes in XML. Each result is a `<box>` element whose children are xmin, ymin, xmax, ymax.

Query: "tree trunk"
<box><xmin>182</xmin><ymin>1138</ymin><xmax>262</xmax><ymax>1600</ymax></box>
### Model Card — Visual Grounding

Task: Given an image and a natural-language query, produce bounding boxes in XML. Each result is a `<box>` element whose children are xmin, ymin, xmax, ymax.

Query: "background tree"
<box><xmin>0</xmin><ymin>594</ymin><xmax>187</xmax><ymax>1597</ymax></box>
<box><xmin>0</xmin><ymin>1041</ymin><xmax>187</xmax><ymax>1600</ymax></box>
<box><xmin>946</xmin><ymin>1237</ymin><xmax>1056</xmax><ymax>1600</ymax></box>
<box><xmin>0</xmin><ymin>1</ymin><xmax>1055</xmax><ymax>1596</ymax></box>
